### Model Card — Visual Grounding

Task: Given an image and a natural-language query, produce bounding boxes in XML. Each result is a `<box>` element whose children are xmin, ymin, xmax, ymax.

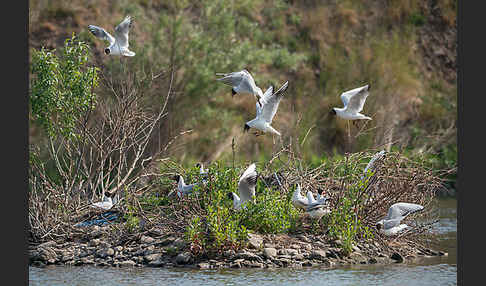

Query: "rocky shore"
<box><xmin>29</xmin><ymin>225</ymin><xmax>447</xmax><ymax>269</ymax></box>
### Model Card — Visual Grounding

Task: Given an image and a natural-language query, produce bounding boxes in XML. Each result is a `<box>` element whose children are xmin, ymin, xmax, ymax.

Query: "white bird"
<box><xmin>244</xmin><ymin>81</ymin><xmax>289</xmax><ymax>136</ymax></box>
<box><xmin>88</xmin><ymin>16</ymin><xmax>136</xmax><ymax>57</ymax></box>
<box><xmin>361</xmin><ymin>150</ymin><xmax>386</xmax><ymax>180</ymax></box>
<box><xmin>171</xmin><ymin>175</ymin><xmax>198</xmax><ymax>198</ymax></box>
<box><xmin>229</xmin><ymin>163</ymin><xmax>258</xmax><ymax>210</ymax></box>
<box><xmin>330</xmin><ymin>84</ymin><xmax>372</xmax><ymax>121</ymax></box>
<box><xmin>216</xmin><ymin>69</ymin><xmax>264</xmax><ymax>107</ymax></box>
<box><xmin>91</xmin><ymin>193</ymin><xmax>117</xmax><ymax>211</ymax></box>
<box><xmin>292</xmin><ymin>184</ymin><xmax>310</xmax><ymax>210</ymax></box>
<box><xmin>376</xmin><ymin>202</ymin><xmax>424</xmax><ymax>236</ymax></box>
<box><xmin>305</xmin><ymin>203</ymin><xmax>331</xmax><ymax>220</ymax></box>
<box><xmin>195</xmin><ymin>162</ymin><xmax>209</xmax><ymax>184</ymax></box>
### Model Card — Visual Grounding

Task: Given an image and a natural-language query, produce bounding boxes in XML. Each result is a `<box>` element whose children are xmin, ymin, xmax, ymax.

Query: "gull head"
<box><xmin>171</xmin><ymin>175</ymin><xmax>181</xmax><ymax>183</ymax></box>
<box><xmin>195</xmin><ymin>163</ymin><xmax>201</xmax><ymax>168</ymax></box>
<box><xmin>330</xmin><ymin>108</ymin><xmax>337</xmax><ymax>116</ymax></box>
<box><xmin>104</xmin><ymin>48</ymin><xmax>111</xmax><ymax>55</ymax></box>
<box><xmin>227</xmin><ymin>192</ymin><xmax>234</xmax><ymax>201</ymax></box>
<box><xmin>375</xmin><ymin>221</ymin><xmax>383</xmax><ymax>231</ymax></box>
<box><xmin>244</xmin><ymin>124</ymin><xmax>250</xmax><ymax>133</ymax></box>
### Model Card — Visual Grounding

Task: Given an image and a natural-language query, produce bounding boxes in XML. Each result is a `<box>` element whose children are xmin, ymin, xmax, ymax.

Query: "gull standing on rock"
<box><xmin>244</xmin><ymin>81</ymin><xmax>289</xmax><ymax>137</ymax></box>
<box><xmin>216</xmin><ymin>69</ymin><xmax>264</xmax><ymax>107</ymax></box>
<box><xmin>330</xmin><ymin>84</ymin><xmax>372</xmax><ymax>121</ymax></box>
<box><xmin>88</xmin><ymin>16</ymin><xmax>136</xmax><ymax>57</ymax></box>
<box><xmin>229</xmin><ymin>163</ymin><xmax>258</xmax><ymax>210</ymax></box>
<box><xmin>376</xmin><ymin>202</ymin><xmax>424</xmax><ymax>236</ymax></box>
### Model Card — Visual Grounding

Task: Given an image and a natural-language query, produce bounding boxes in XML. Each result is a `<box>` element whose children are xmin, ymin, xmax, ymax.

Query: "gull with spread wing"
<box><xmin>88</xmin><ymin>16</ymin><xmax>136</xmax><ymax>57</ymax></box>
<box><xmin>330</xmin><ymin>84</ymin><xmax>372</xmax><ymax>121</ymax></box>
<box><xmin>216</xmin><ymin>69</ymin><xmax>264</xmax><ymax>106</ymax></box>
<box><xmin>244</xmin><ymin>81</ymin><xmax>289</xmax><ymax>137</ymax></box>
<box><xmin>376</xmin><ymin>202</ymin><xmax>424</xmax><ymax>236</ymax></box>
<box><xmin>228</xmin><ymin>163</ymin><xmax>258</xmax><ymax>210</ymax></box>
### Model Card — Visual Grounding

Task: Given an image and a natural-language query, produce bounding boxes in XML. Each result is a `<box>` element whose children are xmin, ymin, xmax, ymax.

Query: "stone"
<box><xmin>248</xmin><ymin>261</ymin><xmax>264</xmax><ymax>268</ymax></box>
<box><xmin>148</xmin><ymin>259</ymin><xmax>165</xmax><ymax>267</ymax></box>
<box><xmin>287</xmin><ymin>249</ymin><xmax>298</xmax><ymax>256</ymax></box>
<box><xmin>390</xmin><ymin>252</ymin><xmax>404</xmax><ymax>263</ymax></box>
<box><xmin>301</xmin><ymin>243</ymin><xmax>312</xmax><ymax>251</ymax></box>
<box><xmin>144</xmin><ymin>253</ymin><xmax>162</xmax><ymax>262</ymax></box>
<box><xmin>175</xmin><ymin>252</ymin><xmax>193</xmax><ymax>265</ymax></box>
<box><xmin>140</xmin><ymin>235</ymin><xmax>155</xmax><ymax>244</ymax></box>
<box><xmin>290</xmin><ymin>244</ymin><xmax>300</xmax><ymax>249</ymax></box>
<box><xmin>197</xmin><ymin>262</ymin><xmax>211</xmax><ymax>269</ymax></box>
<box><xmin>223</xmin><ymin>250</ymin><xmax>235</xmax><ymax>258</ymax></box>
<box><xmin>160</xmin><ymin>236</ymin><xmax>176</xmax><ymax>246</ymax></box>
<box><xmin>172</xmin><ymin>238</ymin><xmax>187</xmax><ymax>249</ymax></box>
<box><xmin>263</xmin><ymin>248</ymin><xmax>277</xmax><ymax>258</ymax></box>
<box><xmin>297</xmin><ymin>234</ymin><xmax>311</xmax><ymax>243</ymax></box>
<box><xmin>248</xmin><ymin>233</ymin><xmax>263</xmax><ymax>249</ymax></box>
<box><xmin>293</xmin><ymin>254</ymin><xmax>305</xmax><ymax>260</ymax></box>
<box><xmin>234</xmin><ymin>251</ymin><xmax>263</xmax><ymax>262</ymax></box>
<box><xmin>119</xmin><ymin>260</ymin><xmax>136</xmax><ymax>267</ymax></box>
<box><xmin>368</xmin><ymin>257</ymin><xmax>378</xmax><ymax>264</ymax></box>
<box><xmin>309</xmin><ymin>250</ymin><xmax>327</xmax><ymax>261</ymax></box>
<box><xmin>115</xmin><ymin>246</ymin><xmax>123</xmax><ymax>252</ymax></box>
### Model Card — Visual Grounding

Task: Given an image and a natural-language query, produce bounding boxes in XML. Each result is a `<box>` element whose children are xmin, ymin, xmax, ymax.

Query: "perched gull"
<box><xmin>305</xmin><ymin>203</ymin><xmax>331</xmax><ymax>220</ymax></box>
<box><xmin>330</xmin><ymin>84</ymin><xmax>372</xmax><ymax>121</ymax></box>
<box><xmin>171</xmin><ymin>175</ymin><xmax>198</xmax><ymax>198</ymax></box>
<box><xmin>216</xmin><ymin>69</ymin><xmax>264</xmax><ymax>106</ymax></box>
<box><xmin>361</xmin><ymin>150</ymin><xmax>386</xmax><ymax>180</ymax></box>
<box><xmin>376</xmin><ymin>202</ymin><xmax>424</xmax><ymax>236</ymax></box>
<box><xmin>291</xmin><ymin>184</ymin><xmax>310</xmax><ymax>210</ymax></box>
<box><xmin>195</xmin><ymin>162</ymin><xmax>209</xmax><ymax>184</ymax></box>
<box><xmin>229</xmin><ymin>163</ymin><xmax>258</xmax><ymax>210</ymax></box>
<box><xmin>91</xmin><ymin>193</ymin><xmax>117</xmax><ymax>211</ymax></box>
<box><xmin>88</xmin><ymin>15</ymin><xmax>136</xmax><ymax>56</ymax></box>
<box><xmin>292</xmin><ymin>184</ymin><xmax>329</xmax><ymax>210</ymax></box>
<box><xmin>244</xmin><ymin>81</ymin><xmax>289</xmax><ymax>136</ymax></box>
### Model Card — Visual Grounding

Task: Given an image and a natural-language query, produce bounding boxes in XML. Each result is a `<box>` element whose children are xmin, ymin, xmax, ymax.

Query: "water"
<box><xmin>29</xmin><ymin>198</ymin><xmax>457</xmax><ymax>286</ymax></box>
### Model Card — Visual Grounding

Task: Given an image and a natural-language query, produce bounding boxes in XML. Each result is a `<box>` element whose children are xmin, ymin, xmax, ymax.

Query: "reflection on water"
<box><xmin>29</xmin><ymin>198</ymin><xmax>457</xmax><ymax>286</ymax></box>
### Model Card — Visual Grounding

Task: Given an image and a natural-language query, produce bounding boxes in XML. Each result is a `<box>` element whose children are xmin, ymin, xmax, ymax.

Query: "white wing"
<box><xmin>306</xmin><ymin>191</ymin><xmax>316</xmax><ymax>204</ymax></box>
<box><xmin>238</xmin><ymin>163</ymin><xmax>257</xmax><ymax>202</ymax></box>
<box><xmin>386</xmin><ymin>202</ymin><xmax>424</xmax><ymax>220</ymax></box>
<box><xmin>260</xmin><ymin>81</ymin><xmax>289</xmax><ymax>124</ymax></box>
<box><xmin>88</xmin><ymin>25</ymin><xmax>115</xmax><ymax>45</ymax></box>
<box><xmin>343</xmin><ymin>84</ymin><xmax>370</xmax><ymax>113</ymax></box>
<box><xmin>256</xmin><ymin>85</ymin><xmax>273</xmax><ymax>117</ymax></box>
<box><xmin>114</xmin><ymin>16</ymin><xmax>132</xmax><ymax>49</ymax></box>
<box><xmin>363</xmin><ymin>150</ymin><xmax>386</xmax><ymax>177</ymax></box>
<box><xmin>216</xmin><ymin>70</ymin><xmax>247</xmax><ymax>87</ymax></box>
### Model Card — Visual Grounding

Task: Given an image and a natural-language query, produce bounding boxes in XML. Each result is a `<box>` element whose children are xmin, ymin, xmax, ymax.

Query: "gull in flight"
<box><xmin>91</xmin><ymin>193</ymin><xmax>118</xmax><ymax>211</ymax></box>
<box><xmin>216</xmin><ymin>69</ymin><xmax>264</xmax><ymax>107</ymax></box>
<box><xmin>376</xmin><ymin>202</ymin><xmax>424</xmax><ymax>236</ymax></box>
<box><xmin>244</xmin><ymin>81</ymin><xmax>289</xmax><ymax>137</ymax></box>
<box><xmin>170</xmin><ymin>175</ymin><xmax>198</xmax><ymax>198</ymax></box>
<box><xmin>88</xmin><ymin>16</ymin><xmax>136</xmax><ymax>56</ymax></box>
<box><xmin>330</xmin><ymin>84</ymin><xmax>372</xmax><ymax>122</ymax></box>
<box><xmin>228</xmin><ymin>163</ymin><xmax>258</xmax><ymax>210</ymax></box>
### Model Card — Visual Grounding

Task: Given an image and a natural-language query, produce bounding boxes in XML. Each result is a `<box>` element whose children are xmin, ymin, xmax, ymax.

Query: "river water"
<box><xmin>29</xmin><ymin>198</ymin><xmax>457</xmax><ymax>286</ymax></box>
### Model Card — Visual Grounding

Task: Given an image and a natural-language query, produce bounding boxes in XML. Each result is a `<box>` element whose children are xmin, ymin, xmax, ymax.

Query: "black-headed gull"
<box><xmin>330</xmin><ymin>84</ymin><xmax>371</xmax><ymax>121</ymax></box>
<box><xmin>216</xmin><ymin>69</ymin><xmax>264</xmax><ymax>106</ymax></box>
<box><xmin>229</xmin><ymin>163</ymin><xmax>258</xmax><ymax>210</ymax></box>
<box><xmin>244</xmin><ymin>81</ymin><xmax>289</xmax><ymax>136</ymax></box>
<box><xmin>171</xmin><ymin>175</ymin><xmax>198</xmax><ymax>198</ymax></box>
<box><xmin>376</xmin><ymin>202</ymin><xmax>424</xmax><ymax>236</ymax></box>
<box><xmin>305</xmin><ymin>203</ymin><xmax>331</xmax><ymax>220</ymax></box>
<box><xmin>88</xmin><ymin>16</ymin><xmax>136</xmax><ymax>57</ymax></box>
<box><xmin>91</xmin><ymin>193</ymin><xmax>117</xmax><ymax>211</ymax></box>
<box><xmin>291</xmin><ymin>184</ymin><xmax>309</xmax><ymax>210</ymax></box>
<box><xmin>195</xmin><ymin>162</ymin><xmax>209</xmax><ymax>184</ymax></box>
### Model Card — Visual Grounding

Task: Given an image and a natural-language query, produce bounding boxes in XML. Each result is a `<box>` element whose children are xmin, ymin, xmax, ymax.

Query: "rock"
<box><xmin>277</xmin><ymin>249</ymin><xmax>287</xmax><ymax>255</ymax></box>
<box><xmin>144</xmin><ymin>245</ymin><xmax>155</xmax><ymax>255</ymax></box>
<box><xmin>263</xmin><ymin>248</ymin><xmax>277</xmax><ymax>258</ymax></box>
<box><xmin>301</xmin><ymin>243</ymin><xmax>312</xmax><ymax>251</ymax></box>
<box><xmin>197</xmin><ymin>262</ymin><xmax>211</xmax><ymax>269</ymax></box>
<box><xmin>230</xmin><ymin>261</ymin><xmax>242</xmax><ymax>268</ymax></box>
<box><xmin>140</xmin><ymin>235</ymin><xmax>155</xmax><ymax>244</ymax></box>
<box><xmin>160</xmin><ymin>236</ymin><xmax>176</xmax><ymax>246</ymax></box>
<box><xmin>172</xmin><ymin>238</ymin><xmax>187</xmax><ymax>249</ymax></box>
<box><xmin>148</xmin><ymin>259</ymin><xmax>165</xmax><ymax>267</ymax></box>
<box><xmin>309</xmin><ymin>250</ymin><xmax>327</xmax><ymax>261</ymax></box>
<box><xmin>119</xmin><ymin>260</ymin><xmax>136</xmax><ymax>267</ymax></box>
<box><xmin>248</xmin><ymin>233</ymin><xmax>263</xmax><ymax>249</ymax></box>
<box><xmin>391</xmin><ymin>252</ymin><xmax>404</xmax><ymax>263</ymax></box>
<box><xmin>368</xmin><ymin>257</ymin><xmax>378</xmax><ymax>264</ymax></box>
<box><xmin>293</xmin><ymin>254</ymin><xmax>305</xmax><ymax>260</ymax></box>
<box><xmin>96</xmin><ymin>248</ymin><xmax>114</xmax><ymax>258</ymax></box>
<box><xmin>248</xmin><ymin>261</ymin><xmax>264</xmax><ymax>268</ymax></box>
<box><xmin>115</xmin><ymin>246</ymin><xmax>123</xmax><ymax>252</ymax></box>
<box><xmin>80</xmin><ymin>257</ymin><xmax>95</xmax><ymax>265</ymax></box>
<box><xmin>175</xmin><ymin>252</ymin><xmax>193</xmax><ymax>265</ymax></box>
<box><xmin>144</xmin><ymin>253</ymin><xmax>162</xmax><ymax>262</ymax></box>
<box><xmin>286</xmin><ymin>249</ymin><xmax>298</xmax><ymax>256</ymax></box>
<box><xmin>234</xmin><ymin>251</ymin><xmax>263</xmax><ymax>262</ymax></box>
<box><xmin>297</xmin><ymin>234</ymin><xmax>311</xmax><ymax>243</ymax></box>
